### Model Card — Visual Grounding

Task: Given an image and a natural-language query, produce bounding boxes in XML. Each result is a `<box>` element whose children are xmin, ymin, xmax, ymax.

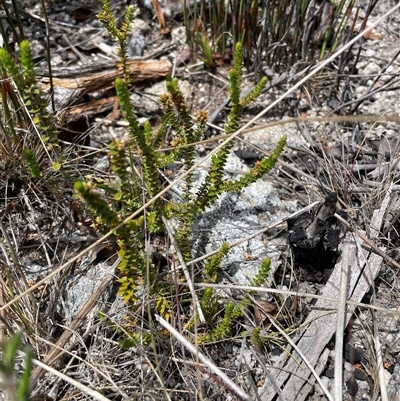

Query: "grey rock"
<box><xmin>190</xmin><ymin>155</ymin><xmax>295</xmax><ymax>290</ymax></box>
<box><xmin>243</xmin><ymin>120</ymin><xmax>306</xmax><ymax>151</ymax></box>
<box><xmin>171</xmin><ymin>26</ymin><xmax>187</xmax><ymax>46</ymax></box>
<box><xmin>298</xmin><ymin>97</ymin><xmax>311</xmax><ymax>111</ymax></box>
<box><xmin>130</xmin><ymin>79</ymin><xmax>192</xmax><ymax>112</ymax></box>
<box><xmin>128</xmin><ymin>19</ymin><xmax>151</xmax><ymax>58</ymax></box>
<box><xmin>128</xmin><ymin>34</ymin><xmax>147</xmax><ymax>58</ymax></box>
<box><xmin>93</xmin><ymin>156</ymin><xmax>110</xmax><ymax>171</ymax></box>
<box><xmin>386</xmin><ymin>356</ymin><xmax>400</xmax><ymax>401</ymax></box>
<box><xmin>63</xmin><ymin>260</ymin><xmax>116</xmax><ymax>318</ymax></box>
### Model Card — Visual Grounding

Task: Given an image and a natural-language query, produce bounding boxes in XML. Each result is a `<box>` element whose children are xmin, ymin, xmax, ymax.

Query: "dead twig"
<box><xmin>20</xmin><ymin>350</ymin><xmax>112</xmax><ymax>401</ymax></box>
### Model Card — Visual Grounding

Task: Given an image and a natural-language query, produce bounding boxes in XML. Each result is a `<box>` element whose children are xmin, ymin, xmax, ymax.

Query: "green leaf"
<box><xmin>17</xmin><ymin>347</ymin><xmax>33</xmax><ymax>401</ymax></box>
<box><xmin>1</xmin><ymin>332</ymin><xmax>22</xmax><ymax>373</ymax></box>
<box><xmin>24</xmin><ymin>148</ymin><xmax>41</xmax><ymax>177</ymax></box>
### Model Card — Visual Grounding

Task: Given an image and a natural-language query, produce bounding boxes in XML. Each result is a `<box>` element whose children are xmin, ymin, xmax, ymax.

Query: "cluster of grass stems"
<box><xmin>183</xmin><ymin>0</ymin><xmax>378</xmax><ymax>73</ymax></box>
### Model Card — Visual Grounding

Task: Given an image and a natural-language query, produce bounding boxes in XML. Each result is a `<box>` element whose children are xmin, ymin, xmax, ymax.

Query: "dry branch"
<box><xmin>35</xmin><ymin>59</ymin><xmax>171</xmax><ymax>111</ymax></box>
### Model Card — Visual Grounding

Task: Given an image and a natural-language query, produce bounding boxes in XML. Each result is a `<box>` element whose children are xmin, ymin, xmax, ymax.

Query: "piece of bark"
<box><xmin>305</xmin><ymin>192</ymin><xmax>337</xmax><ymax>245</ymax></box>
<box><xmin>289</xmin><ymin>192</ymin><xmax>337</xmax><ymax>249</ymax></box>
<box><xmin>297</xmin><ymin>348</ymin><xmax>331</xmax><ymax>400</ymax></box>
<box><xmin>259</xmin><ymin>188</ymin><xmax>391</xmax><ymax>401</ymax></box>
<box><xmin>64</xmin><ymin>96</ymin><xmax>118</xmax><ymax>118</ymax></box>
<box><xmin>36</xmin><ymin>59</ymin><xmax>171</xmax><ymax>110</ymax></box>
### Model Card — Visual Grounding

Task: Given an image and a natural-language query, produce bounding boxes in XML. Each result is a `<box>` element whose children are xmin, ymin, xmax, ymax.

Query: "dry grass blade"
<box><xmin>369</xmin><ymin>183</ymin><xmax>392</xmax><ymax>400</ymax></box>
<box><xmin>21</xmin><ymin>189</ymin><xmax>52</xmax><ymax>267</ymax></box>
<box><xmin>18</xmin><ymin>351</ymin><xmax>112</xmax><ymax>401</ymax></box>
<box><xmin>0</xmin><ymin>218</ymin><xmax>19</xmax><ymax>263</ymax></box>
<box><xmin>333</xmin><ymin>239</ymin><xmax>351</xmax><ymax>401</ymax></box>
<box><xmin>29</xmin><ymin>260</ymin><xmax>119</xmax><ymax>390</ymax></box>
<box><xmin>195</xmin><ymin>283</ymin><xmax>400</xmax><ymax>316</ymax></box>
<box><xmin>334</xmin><ymin>213</ymin><xmax>400</xmax><ymax>270</ymax></box>
<box><xmin>373</xmin><ymin>307</ymin><xmax>389</xmax><ymax>401</ymax></box>
<box><xmin>155</xmin><ymin>314</ymin><xmax>253</xmax><ymax>401</ymax></box>
<box><xmin>0</xmin><ymin>218</ymin><xmax>40</xmax><ymax>340</ymax></box>
<box><xmin>31</xmin><ymin>335</ymin><xmax>130</xmax><ymax>400</ymax></box>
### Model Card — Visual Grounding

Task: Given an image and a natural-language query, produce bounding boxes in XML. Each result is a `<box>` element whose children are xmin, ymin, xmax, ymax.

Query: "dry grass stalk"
<box><xmin>333</xmin><ymin>238</ymin><xmax>351</xmax><ymax>401</ymax></box>
<box><xmin>334</xmin><ymin>213</ymin><xmax>400</xmax><ymax>270</ymax></box>
<box><xmin>21</xmin><ymin>350</ymin><xmax>112</xmax><ymax>401</ymax></box>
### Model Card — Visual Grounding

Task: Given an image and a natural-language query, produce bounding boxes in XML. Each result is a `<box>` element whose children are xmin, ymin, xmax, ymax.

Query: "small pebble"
<box><xmin>354</xmin><ymin>368</ymin><xmax>368</xmax><ymax>381</ymax></box>
<box><xmin>298</xmin><ymin>97</ymin><xmax>310</xmax><ymax>111</ymax></box>
<box><xmin>314</xmin><ymin>376</ymin><xmax>330</xmax><ymax>397</ymax></box>
<box><xmin>171</xmin><ymin>26</ymin><xmax>187</xmax><ymax>45</ymax></box>
<box><xmin>93</xmin><ymin>156</ymin><xmax>109</xmax><ymax>172</ymax></box>
<box><xmin>346</xmin><ymin>376</ymin><xmax>358</xmax><ymax>396</ymax></box>
<box><xmin>128</xmin><ymin>34</ymin><xmax>147</xmax><ymax>58</ymax></box>
<box><xmin>344</xmin><ymin>361</ymin><xmax>355</xmax><ymax>373</ymax></box>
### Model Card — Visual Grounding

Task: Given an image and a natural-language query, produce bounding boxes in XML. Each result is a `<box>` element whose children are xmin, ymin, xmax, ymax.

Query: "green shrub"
<box><xmin>0</xmin><ymin>40</ymin><xmax>59</xmax><ymax>177</ymax></box>
<box><xmin>0</xmin><ymin>332</ymin><xmax>33</xmax><ymax>401</ymax></box>
<box><xmin>76</xmin><ymin>0</ymin><xmax>285</xmax><ymax>342</ymax></box>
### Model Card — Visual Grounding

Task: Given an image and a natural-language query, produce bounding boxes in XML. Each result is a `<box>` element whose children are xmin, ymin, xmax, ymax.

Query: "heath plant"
<box><xmin>76</xmin><ymin>0</ymin><xmax>286</xmax><ymax>342</ymax></box>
